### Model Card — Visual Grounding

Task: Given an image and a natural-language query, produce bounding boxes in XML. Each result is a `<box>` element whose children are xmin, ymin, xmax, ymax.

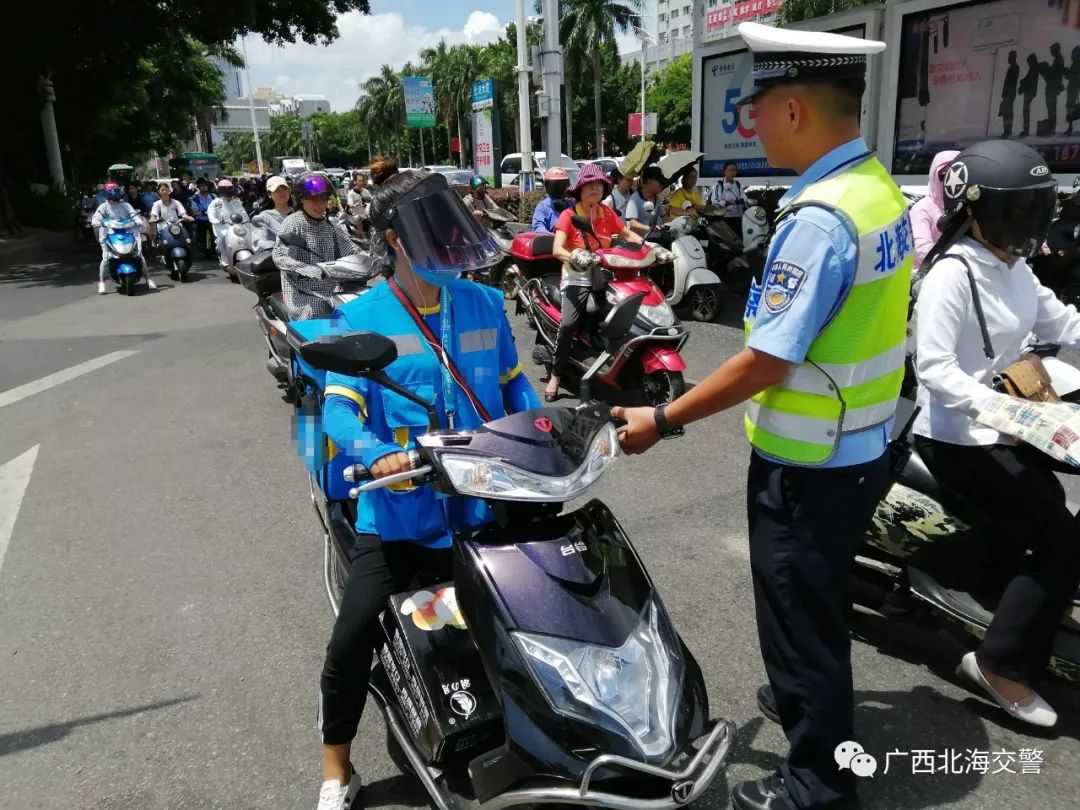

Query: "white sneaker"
<box><xmin>97</xmin><ymin>282</ymin><xmax>106</xmax><ymax>294</ymax></box>
<box><xmin>316</xmin><ymin>766</ymin><xmax>361</xmax><ymax>810</ymax></box>
<box><xmin>147</xmin><ymin>279</ymin><xmax>158</xmax><ymax>290</ymax></box>
<box><xmin>956</xmin><ymin>652</ymin><xmax>1058</xmax><ymax>727</ymax></box>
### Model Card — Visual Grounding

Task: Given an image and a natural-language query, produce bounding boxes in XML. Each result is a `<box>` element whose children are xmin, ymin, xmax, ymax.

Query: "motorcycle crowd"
<box><xmin>83</xmin><ymin>136</ymin><xmax>1080</xmax><ymax>810</ymax></box>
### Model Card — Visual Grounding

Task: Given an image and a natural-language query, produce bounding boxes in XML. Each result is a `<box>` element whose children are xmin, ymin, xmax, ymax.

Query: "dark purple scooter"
<box><xmin>292</xmin><ymin>294</ymin><xmax>733</xmax><ymax>810</ymax></box>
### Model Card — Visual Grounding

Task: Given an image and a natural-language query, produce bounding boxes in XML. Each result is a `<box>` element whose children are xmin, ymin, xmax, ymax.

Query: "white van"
<box><xmin>500</xmin><ymin>152</ymin><xmax>579</xmax><ymax>188</ymax></box>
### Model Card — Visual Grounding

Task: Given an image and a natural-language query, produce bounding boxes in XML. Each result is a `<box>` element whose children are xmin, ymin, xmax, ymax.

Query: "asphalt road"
<box><xmin>1</xmin><ymin>232</ymin><xmax>1078</xmax><ymax>810</ymax></box>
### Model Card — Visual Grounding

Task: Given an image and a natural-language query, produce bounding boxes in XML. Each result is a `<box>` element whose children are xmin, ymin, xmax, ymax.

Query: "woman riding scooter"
<box><xmin>545</xmin><ymin>162</ymin><xmax>644</xmax><ymax>402</ymax></box>
<box><xmin>250</xmin><ymin>176</ymin><xmax>293</xmax><ymax>251</ymax></box>
<box><xmin>91</xmin><ymin>183</ymin><xmax>156</xmax><ymax>293</ymax></box>
<box><xmin>914</xmin><ymin>139</ymin><xmax>1080</xmax><ymax>728</ymax></box>
<box><xmin>207</xmin><ymin>179</ymin><xmax>248</xmax><ymax>269</ymax></box>
<box><xmin>273</xmin><ymin>172</ymin><xmax>359</xmax><ymax>320</ymax></box>
<box><xmin>148</xmin><ymin>183</ymin><xmax>193</xmax><ymax>237</ymax></box>
<box><xmin>313</xmin><ymin>169</ymin><xmax>540</xmax><ymax>810</ymax></box>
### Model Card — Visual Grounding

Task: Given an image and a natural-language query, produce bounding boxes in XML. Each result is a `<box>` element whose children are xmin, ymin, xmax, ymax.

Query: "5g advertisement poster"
<box><xmin>700</xmin><ymin>25</ymin><xmax>867</xmax><ymax>177</ymax></box>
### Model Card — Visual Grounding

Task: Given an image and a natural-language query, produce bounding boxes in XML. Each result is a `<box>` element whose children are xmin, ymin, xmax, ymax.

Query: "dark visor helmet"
<box><xmin>382</xmin><ymin>172</ymin><xmax>500</xmax><ymax>282</ymax></box>
<box><xmin>939</xmin><ymin>139</ymin><xmax>1057</xmax><ymax>259</ymax></box>
<box><xmin>297</xmin><ymin>172</ymin><xmax>333</xmax><ymax>199</ymax></box>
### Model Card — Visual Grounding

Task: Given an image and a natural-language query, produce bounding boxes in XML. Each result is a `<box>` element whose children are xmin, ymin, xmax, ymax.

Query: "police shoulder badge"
<box><xmin>762</xmin><ymin>260</ymin><xmax>807</xmax><ymax>314</ymax></box>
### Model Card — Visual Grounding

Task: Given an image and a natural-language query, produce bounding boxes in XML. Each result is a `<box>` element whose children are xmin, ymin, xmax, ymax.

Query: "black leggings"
<box><xmin>319</xmin><ymin>535</ymin><xmax>453</xmax><ymax>745</ymax></box>
<box><xmin>553</xmin><ymin>285</ymin><xmax>598</xmax><ymax>378</ymax></box>
<box><xmin>914</xmin><ymin>436</ymin><xmax>1080</xmax><ymax>687</ymax></box>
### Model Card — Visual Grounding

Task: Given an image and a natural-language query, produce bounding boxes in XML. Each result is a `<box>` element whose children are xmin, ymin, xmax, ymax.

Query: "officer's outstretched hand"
<box><xmin>611</xmin><ymin>405</ymin><xmax>659</xmax><ymax>455</ymax></box>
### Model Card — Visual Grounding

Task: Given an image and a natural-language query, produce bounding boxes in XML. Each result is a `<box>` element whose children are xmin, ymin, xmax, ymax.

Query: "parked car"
<box><xmin>581</xmin><ymin>157</ymin><xmax>620</xmax><ymax>175</ymax></box>
<box><xmin>500</xmin><ymin>151</ymin><xmax>579</xmax><ymax>188</ymax></box>
<box><xmin>437</xmin><ymin>168</ymin><xmax>477</xmax><ymax>191</ymax></box>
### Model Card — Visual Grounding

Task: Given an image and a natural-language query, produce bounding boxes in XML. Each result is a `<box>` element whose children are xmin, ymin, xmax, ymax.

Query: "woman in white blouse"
<box><xmin>914</xmin><ymin>140</ymin><xmax>1080</xmax><ymax>728</ymax></box>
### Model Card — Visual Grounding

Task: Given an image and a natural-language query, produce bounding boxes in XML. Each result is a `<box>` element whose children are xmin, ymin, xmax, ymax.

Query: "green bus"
<box><xmin>168</xmin><ymin>152</ymin><xmax>222</xmax><ymax>181</ymax></box>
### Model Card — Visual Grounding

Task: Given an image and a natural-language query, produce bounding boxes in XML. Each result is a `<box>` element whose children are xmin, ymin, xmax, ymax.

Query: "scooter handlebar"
<box><xmin>343</xmin><ymin>450</ymin><xmax>422</xmax><ymax>483</ymax></box>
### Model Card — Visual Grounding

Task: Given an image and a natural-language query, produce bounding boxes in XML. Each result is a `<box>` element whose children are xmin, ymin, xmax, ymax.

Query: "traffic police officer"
<box><xmin>613</xmin><ymin>22</ymin><xmax>911</xmax><ymax>810</ymax></box>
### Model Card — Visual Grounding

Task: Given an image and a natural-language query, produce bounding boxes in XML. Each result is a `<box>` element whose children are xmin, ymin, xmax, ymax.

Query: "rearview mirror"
<box><xmin>279</xmin><ymin>230</ymin><xmax>307</xmax><ymax>249</ymax></box>
<box><xmin>600</xmin><ymin>292</ymin><xmax>644</xmax><ymax>340</ymax></box>
<box><xmin>297</xmin><ymin>332</ymin><xmax>398</xmax><ymax>376</ymax></box>
<box><xmin>230</xmin><ymin>213</ymin><xmax>245</xmax><ymax>224</ymax></box>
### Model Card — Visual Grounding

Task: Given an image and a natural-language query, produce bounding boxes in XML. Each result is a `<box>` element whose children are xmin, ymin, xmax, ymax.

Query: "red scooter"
<box><xmin>502</xmin><ymin>216</ymin><xmax>689</xmax><ymax>405</ymax></box>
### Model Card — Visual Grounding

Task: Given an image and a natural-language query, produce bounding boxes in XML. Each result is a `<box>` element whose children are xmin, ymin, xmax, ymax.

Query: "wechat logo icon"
<box><xmin>836</xmin><ymin>741</ymin><xmax>878</xmax><ymax>778</ymax></box>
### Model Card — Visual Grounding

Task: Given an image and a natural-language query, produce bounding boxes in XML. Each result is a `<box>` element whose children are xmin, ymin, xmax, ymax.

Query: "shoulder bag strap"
<box><xmin>948</xmin><ymin>253</ymin><xmax>996</xmax><ymax>362</ymax></box>
<box><xmin>387</xmin><ymin>277</ymin><xmax>493</xmax><ymax>423</ymax></box>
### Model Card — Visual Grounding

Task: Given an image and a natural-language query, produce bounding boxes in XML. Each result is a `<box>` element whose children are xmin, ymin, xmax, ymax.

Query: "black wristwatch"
<box><xmin>654</xmin><ymin>405</ymin><xmax>685</xmax><ymax>439</ymax></box>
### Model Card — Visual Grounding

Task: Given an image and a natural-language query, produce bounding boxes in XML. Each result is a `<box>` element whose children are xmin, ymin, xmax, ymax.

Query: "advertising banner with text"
<box><xmin>893</xmin><ymin>0</ymin><xmax>1080</xmax><ymax>174</ymax></box>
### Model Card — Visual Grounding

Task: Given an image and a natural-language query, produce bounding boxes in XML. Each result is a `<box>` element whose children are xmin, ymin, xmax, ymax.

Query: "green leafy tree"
<box><xmin>561</xmin><ymin>0</ymin><xmax>642</xmax><ymax>157</ymax></box>
<box><xmin>780</xmin><ymin>0</ymin><xmax>875</xmax><ymax>24</ymax></box>
<box><xmin>646</xmin><ymin>54</ymin><xmax>692</xmax><ymax>146</ymax></box>
<box><xmin>4</xmin><ymin>0</ymin><xmax>372</xmax><ymax>194</ymax></box>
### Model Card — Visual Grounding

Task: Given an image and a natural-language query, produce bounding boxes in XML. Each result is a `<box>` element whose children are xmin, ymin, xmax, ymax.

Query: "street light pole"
<box><xmin>640</xmin><ymin>40</ymin><xmax>646</xmax><ymax>143</ymax></box>
<box><xmin>540</xmin><ymin>0</ymin><xmax>562</xmax><ymax>175</ymax></box>
<box><xmin>516</xmin><ymin>0</ymin><xmax>534</xmax><ymax>193</ymax></box>
<box><xmin>634</xmin><ymin>23</ymin><xmax>654</xmax><ymax>143</ymax></box>
<box><xmin>241</xmin><ymin>36</ymin><xmax>264</xmax><ymax>173</ymax></box>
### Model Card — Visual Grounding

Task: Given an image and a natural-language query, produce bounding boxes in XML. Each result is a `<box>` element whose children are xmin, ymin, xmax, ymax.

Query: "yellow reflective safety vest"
<box><xmin>744</xmin><ymin>156</ymin><xmax>912</xmax><ymax>466</ymax></box>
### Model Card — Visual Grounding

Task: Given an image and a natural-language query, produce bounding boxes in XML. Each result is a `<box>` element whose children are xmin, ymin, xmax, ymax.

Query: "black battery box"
<box><xmin>378</xmin><ymin>584</ymin><xmax>503</xmax><ymax>765</ymax></box>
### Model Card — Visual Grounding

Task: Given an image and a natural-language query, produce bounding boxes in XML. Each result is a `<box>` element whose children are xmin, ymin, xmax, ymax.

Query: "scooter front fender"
<box><xmin>683</xmin><ymin>266</ymin><xmax>721</xmax><ymax>291</ymax></box>
<box><xmin>641</xmin><ymin>345</ymin><xmax>687</xmax><ymax>374</ymax></box>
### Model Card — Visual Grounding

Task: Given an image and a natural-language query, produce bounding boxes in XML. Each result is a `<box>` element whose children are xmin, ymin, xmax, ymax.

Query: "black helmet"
<box><xmin>936</xmin><ymin>139</ymin><xmax>1057</xmax><ymax>260</ymax></box>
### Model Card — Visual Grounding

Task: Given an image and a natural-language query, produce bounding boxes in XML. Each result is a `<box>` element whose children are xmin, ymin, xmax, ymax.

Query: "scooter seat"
<box><xmin>541</xmin><ymin>280</ymin><xmax>602</xmax><ymax>315</ymax></box>
<box><xmin>267</xmin><ymin>292</ymin><xmax>291</xmax><ymax>324</ymax></box>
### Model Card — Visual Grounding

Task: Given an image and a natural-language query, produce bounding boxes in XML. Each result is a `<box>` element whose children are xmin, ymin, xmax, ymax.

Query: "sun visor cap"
<box><xmin>389</xmin><ymin>182</ymin><xmax>501</xmax><ymax>273</ymax></box>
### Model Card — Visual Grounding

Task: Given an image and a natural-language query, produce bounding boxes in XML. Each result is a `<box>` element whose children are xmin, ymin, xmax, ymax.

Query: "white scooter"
<box><xmin>222</xmin><ymin>213</ymin><xmax>255</xmax><ymax>283</ymax></box>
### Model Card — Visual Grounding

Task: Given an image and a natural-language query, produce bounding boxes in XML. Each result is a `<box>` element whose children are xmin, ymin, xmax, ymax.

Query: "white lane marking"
<box><xmin>0</xmin><ymin>445</ymin><xmax>39</xmax><ymax>578</ymax></box>
<box><xmin>0</xmin><ymin>350</ymin><xmax>139</xmax><ymax>410</ymax></box>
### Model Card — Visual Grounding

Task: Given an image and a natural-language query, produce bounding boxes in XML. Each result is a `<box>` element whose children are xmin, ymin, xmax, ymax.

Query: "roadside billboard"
<box><xmin>696</xmin><ymin>18</ymin><xmax>877</xmax><ymax>178</ymax></box>
<box><xmin>887</xmin><ymin>0</ymin><xmax>1080</xmax><ymax>176</ymax></box>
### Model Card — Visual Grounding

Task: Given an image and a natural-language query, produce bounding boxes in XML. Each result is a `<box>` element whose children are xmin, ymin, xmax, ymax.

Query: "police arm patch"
<box><xmin>762</xmin><ymin>260</ymin><xmax>807</xmax><ymax>314</ymax></box>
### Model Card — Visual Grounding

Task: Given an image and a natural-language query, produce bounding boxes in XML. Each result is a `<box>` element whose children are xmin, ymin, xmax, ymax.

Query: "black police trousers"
<box><xmin>318</xmin><ymin>534</ymin><xmax>452</xmax><ymax>746</ymax></box>
<box><xmin>747</xmin><ymin>451</ymin><xmax>889</xmax><ymax>809</ymax></box>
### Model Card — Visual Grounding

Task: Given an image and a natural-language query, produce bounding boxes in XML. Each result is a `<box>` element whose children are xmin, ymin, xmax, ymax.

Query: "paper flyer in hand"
<box><xmin>976</xmin><ymin>395</ymin><xmax>1080</xmax><ymax>467</ymax></box>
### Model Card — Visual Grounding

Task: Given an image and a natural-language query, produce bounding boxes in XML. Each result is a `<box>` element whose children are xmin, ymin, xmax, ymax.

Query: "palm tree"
<box><xmin>357</xmin><ymin>64</ymin><xmax>403</xmax><ymax>156</ymax></box>
<box><xmin>421</xmin><ymin>40</ymin><xmax>457</xmax><ymax>163</ymax></box>
<box><xmin>561</xmin><ymin>0</ymin><xmax>642</xmax><ymax>158</ymax></box>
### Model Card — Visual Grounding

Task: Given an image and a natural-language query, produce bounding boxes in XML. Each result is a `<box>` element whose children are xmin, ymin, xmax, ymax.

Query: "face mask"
<box><xmin>412</xmin><ymin>265</ymin><xmax>459</xmax><ymax>288</ymax></box>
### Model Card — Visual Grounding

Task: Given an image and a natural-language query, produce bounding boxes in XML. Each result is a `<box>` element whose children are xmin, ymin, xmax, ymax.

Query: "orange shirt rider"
<box><xmin>553</xmin><ymin>202</ymin><xmax>625</xmax><ymax>288</ymax></box>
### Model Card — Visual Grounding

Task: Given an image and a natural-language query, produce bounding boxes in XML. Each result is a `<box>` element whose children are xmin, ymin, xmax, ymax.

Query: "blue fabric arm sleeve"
<box><xmin>504</xmin><ymin>373</ymin><xmax>541</xmax><ymax>413</ymax></box>
<box><xmin>323</xmin><ymin>392</ymin><xmax>403</xmax><ymax>469</ymax></box>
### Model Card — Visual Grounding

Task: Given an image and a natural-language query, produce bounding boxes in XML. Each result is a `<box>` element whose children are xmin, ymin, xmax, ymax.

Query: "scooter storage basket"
<box><xmin>379</xmin><ymin>587</ymin><xmax>502</xmax><ymax>765</ymax></box>
<box><xmin>236</xmin><ymin>249</ymin><xmax>280</xmax><ymax>296</ymax></box>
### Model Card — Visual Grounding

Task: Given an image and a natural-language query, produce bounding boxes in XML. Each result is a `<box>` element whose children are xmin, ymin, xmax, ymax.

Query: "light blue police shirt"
<box><xmin>744</xmin><ymin>137</ymin><xmax>893</xmax><ymax>468</ymax></box>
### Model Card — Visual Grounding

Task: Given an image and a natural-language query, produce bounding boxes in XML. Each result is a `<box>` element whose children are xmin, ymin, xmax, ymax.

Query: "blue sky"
<box><xmin>243</xmin><ymin>1</ymin><xmax>652</xmax><ymax>111</ymax></box>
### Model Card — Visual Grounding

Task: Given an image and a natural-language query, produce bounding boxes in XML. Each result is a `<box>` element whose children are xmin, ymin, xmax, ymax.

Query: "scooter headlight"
<box><xmin>232</xmin><ymin>225</ymin><xmax>249</xmax><ymax>238</ymax></box>
<box><xmin>637</xmin><ymin>301</ymin><xmax>676</xmax><ymax>327</ymax></box>
<box><xmin>513</xmin><ymin>599</ymin><xmax>683</xmax><ymax>759</ymax></box>
<box><xmin>439</xmin><ymin>422</ymin><xmax>619</xmax><ymax>502</ymax></box>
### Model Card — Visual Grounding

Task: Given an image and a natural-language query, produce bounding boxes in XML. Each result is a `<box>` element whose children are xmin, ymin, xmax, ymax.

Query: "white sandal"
<box><xmin>956</xmin><ymin>652</ymin><xmax>1057</xmax><ymax>728</ymax></box>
